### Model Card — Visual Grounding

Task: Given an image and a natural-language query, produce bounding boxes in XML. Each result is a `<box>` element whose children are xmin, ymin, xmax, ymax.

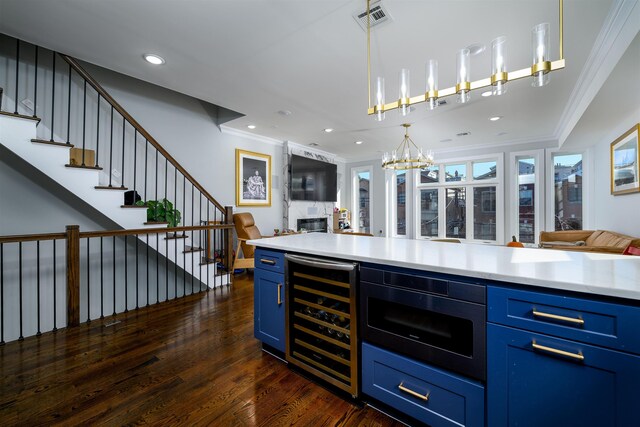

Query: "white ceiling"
<box><xmin>0</xmin><ymin>0</ymin><xmax>616</xmax><ymax>161</ymax></box>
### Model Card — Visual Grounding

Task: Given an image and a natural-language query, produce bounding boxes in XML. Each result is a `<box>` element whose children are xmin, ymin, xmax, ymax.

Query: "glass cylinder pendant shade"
<box><xmin>491</xmin><ymin>36</ymin><xmax>507</xmax><ymax>96</ymax></box>
<box><xmin>426</xmin><ymin>59</ymin><xmax>438</xmax><ymax>110</ymax></box>
<box><xmin>456</xmin><ymin>48</ymin><xmax>470</xmax><ymax>103</ymax></box>
<box><xmin>375</xmin><ymin>76</ymin><xmax>386</xmax><ymax>121</ymax></box>
<box><xmin>532</xmin><ymin>23</ymin><xmax>550</xmax><ymax>87</ymax></box>
<box><xmin>399</xmin><ymin>68</ymin><xmax>410</xmax><ymax>116</ymax></box>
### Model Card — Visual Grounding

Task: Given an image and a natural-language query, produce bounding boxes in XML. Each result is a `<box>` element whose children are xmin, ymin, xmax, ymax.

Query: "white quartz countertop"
<box><xmin>248</xmin><ymin>233</ymin><xmax>640</xmax><ymax>301</ymax></box>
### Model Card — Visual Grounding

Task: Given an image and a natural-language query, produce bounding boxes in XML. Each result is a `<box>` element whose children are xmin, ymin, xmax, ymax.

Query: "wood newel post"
<box><xmin>225</xmin><ymin>206</ymin><xmax>234</xmax><ymax>276</ymax></box>
<box><xmin>66</xmin><ymin>225</ymin><xmax>80</xmax><ymax>326</ymax></box>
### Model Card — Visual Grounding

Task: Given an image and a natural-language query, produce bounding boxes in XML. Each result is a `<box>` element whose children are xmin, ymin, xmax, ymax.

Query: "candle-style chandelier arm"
<box><xmin>366</xmin><ymin>0</ymin><xmax>566</xmax><ymax>116</ymax></box>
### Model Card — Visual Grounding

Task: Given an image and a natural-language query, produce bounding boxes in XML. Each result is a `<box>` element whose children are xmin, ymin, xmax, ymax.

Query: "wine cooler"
<box><xmin>284</xmin><ymin>254</ymin><xmax>358</xmax><ymax>397</ymax></box>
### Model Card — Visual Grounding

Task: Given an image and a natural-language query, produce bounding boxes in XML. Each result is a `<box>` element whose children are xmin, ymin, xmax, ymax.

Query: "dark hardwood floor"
<box><xmin>0</xmin><ymin>273</ymin><xmax>405</xmax><ymax>426</ymax></box>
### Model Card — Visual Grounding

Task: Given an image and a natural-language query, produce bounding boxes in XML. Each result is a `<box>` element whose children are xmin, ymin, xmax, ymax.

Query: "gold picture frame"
<box><xmin>610</xmin><ymin>124</ymin><xmax>640</xmax><ymax>196</ymax></box>
<box><xmin>236</xmin><ymin>149</ymin><xmax>271</xmax><ymax>206</ymax></box>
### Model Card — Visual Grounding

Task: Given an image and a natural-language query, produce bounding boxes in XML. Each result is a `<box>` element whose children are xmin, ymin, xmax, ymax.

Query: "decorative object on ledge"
<box><xmin>382</xmin><ymin>124</ymin><xmax>434</xmax><ymax>170</ymax></box>
<box><xmin>236</xmin><ymin>149</ymin><xmax>271</xmax><ymax>206</ymax></box>
<box><xmin>610</xmin><ymin>123</ymin><xmax>639</xmax><ymax>196</ymax></box>
<box><xmin>507</xmin><ymin>236</ymin><xmax>525</xmax><ymax>248</ymax></box>
<box><xmin>364</xmin><ymin>0</ymin><xmax>566</xmax><ymax>117</ymax></box>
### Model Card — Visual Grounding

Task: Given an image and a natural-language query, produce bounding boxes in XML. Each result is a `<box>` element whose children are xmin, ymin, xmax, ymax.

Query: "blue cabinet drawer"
<box><xmin>362</xmin><ymin>342</ymin><xmax>484</xmax><ymax>427</ymax></box>
<box><xmin>254</xmin><ymin>248</ymin><xmax>284</xmax><ymax>274</ymax></box>
<box><xmin>488</xmin><ymin>286</ymin><xmax>640</xmax><ymax>354</ymax></box>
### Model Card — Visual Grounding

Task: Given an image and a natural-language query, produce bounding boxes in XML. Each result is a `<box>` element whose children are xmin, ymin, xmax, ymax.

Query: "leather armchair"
<box><xmin>232</xmin><ymin>212</ymin><xmax>262</xmax><ymax>271</ymax></box>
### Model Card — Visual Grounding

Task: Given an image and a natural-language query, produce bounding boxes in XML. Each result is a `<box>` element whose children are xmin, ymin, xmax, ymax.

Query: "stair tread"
<box><xmin>0</xmin><ymin>111</ymin><xmax>41</xmax><ymax>122</ymax></box>
<box><xmin>121</xmin><ymin>204</ymin><xmax>146</xmax><ymax>208</ymax></box>
<box><xmin>145</xmin><ymin>221</ymin><xmax>168</xmax><ymax>225</ymax></box>
<box><xmin>65</xmin><ymin>164</ymin><xmax>103</xmax><ymax>170</ymax></box>
<box><xmin>184</xmin><ymin>246</ymin><xmax>204</xmax><ymax>253</ymax></box>
<box><xmin>31</xmin><ymin>139</ymin><xmax>74</xmax><ymax>148</ymax></box>
<box><xmin>165</xmin><ymin>233</ymin><xmax>188</xmax><ymax>240</ymax></box>
<box><xmin>95</xmin><ymin>185</ymin><xmax>129</xmax><ymax>191</ymax></box>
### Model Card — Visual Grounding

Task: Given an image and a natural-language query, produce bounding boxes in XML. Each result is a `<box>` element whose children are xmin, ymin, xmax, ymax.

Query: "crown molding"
<box><xmin>219</xmin><ymin>125</ymin><xmax>284</xmax><ymax>147</ymax></box>
<box><xmin>555</xmin><ymin>0</ymin><xmax>640</xmax><ymax>146</ymax></box>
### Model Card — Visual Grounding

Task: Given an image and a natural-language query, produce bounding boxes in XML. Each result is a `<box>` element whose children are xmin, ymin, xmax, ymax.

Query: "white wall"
<box><xmin>564</xmin><ymin>31</ymin><xmax>640</xmax><ymax>237</ymax></box>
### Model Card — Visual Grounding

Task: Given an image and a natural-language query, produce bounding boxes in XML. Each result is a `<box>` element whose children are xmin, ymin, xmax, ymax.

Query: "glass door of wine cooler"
<box><xmin>284</xmin><ymin>254</ymin><xmax>358</xmax><ymax>397</ymax></box>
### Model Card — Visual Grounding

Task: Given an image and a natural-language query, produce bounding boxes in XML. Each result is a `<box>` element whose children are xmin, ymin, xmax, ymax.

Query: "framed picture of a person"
<box><xmin>236</xmin><ymin>149</ymin><xmax>271</xmax><ymax>206</ymax></box>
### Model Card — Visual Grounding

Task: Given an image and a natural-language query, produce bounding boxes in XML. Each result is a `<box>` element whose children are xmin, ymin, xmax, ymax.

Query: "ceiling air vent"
<box><xmin>353</xmin><ymin>1</ymin><xmax>392</xmax><ymax>32</ymax></box>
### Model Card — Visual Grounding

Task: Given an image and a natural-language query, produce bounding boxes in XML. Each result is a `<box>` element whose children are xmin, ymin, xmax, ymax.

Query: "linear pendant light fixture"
<box><xmin>366</xmin><ymin>0</ymin><xmax>566</xmax><ymax>117</ymax></box>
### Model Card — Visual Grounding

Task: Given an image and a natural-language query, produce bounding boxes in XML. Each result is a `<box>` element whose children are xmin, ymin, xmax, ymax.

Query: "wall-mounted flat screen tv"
<box><xmin>290</xmin><ymin>154</ymin><xmax>337</xmax><ymax>202</ymax></box>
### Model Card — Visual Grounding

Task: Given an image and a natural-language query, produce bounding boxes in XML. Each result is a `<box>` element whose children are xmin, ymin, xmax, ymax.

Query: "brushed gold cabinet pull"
<box><xmin>532</xmin><ymin>341</ymin><xmax>585</xmax><ymax>361</ymax></box>
<box><xmin>532</xmin><ymin>309</ymin><xmax>584</xmax><ymax>326</ymax></box>
<box><xmin>260</xmin><ymin>258</ymin><xmax>276</xmax><ymax>265</ymax></box>
<box><xmin>277</xmin><ymin>284</ymin><xmax>282</xmax><ymax>305</ymax></box>
<box><xmin>398</xmin><ymin>382</ymin><xmax>430</xmax><ymax>401</ymax></box>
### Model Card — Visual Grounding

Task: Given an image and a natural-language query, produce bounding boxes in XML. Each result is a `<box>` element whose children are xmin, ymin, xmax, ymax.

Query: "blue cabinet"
<box><xmin>488</xmin><ymin>287</ymin><xmax>640</xmax><ymax>427</ymax></box>
<box><xmin>254</xmin><ymin>248</ymin><xmax>285</xmax><ymax>352</ymax></box>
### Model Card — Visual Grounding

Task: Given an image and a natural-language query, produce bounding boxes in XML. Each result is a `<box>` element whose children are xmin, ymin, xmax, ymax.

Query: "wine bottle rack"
<box><xmin>285</xmin><ymin>255</ymin><xmax>358</xmax><ymax>397</ymax></box>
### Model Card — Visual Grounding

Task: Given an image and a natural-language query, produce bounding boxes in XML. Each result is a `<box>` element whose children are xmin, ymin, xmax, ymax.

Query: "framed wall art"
<box><xmin>610</xmin><ymin>124</ymin><xmax>639</xmax><ymax>196</ymax></box>
<box><xmin>236</xmin><ymin>149</ymin><xmax>271</xmax><ymax>206</ymax></box>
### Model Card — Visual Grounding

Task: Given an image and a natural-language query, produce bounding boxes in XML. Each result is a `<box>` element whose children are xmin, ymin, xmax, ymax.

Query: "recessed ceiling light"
<box><xmin>489</xmin><ymin>116</ymin><xmax>502</xmax><ymax>121</ymax></box>
<box><xmin>456</xmin><ymin>131</ymin><xmax>471</xmax><ymax>137</ymax></box>
<box><xmin>143</xmin><ymin>54</ymin><xmax>165</xmax><ymax>65</ymax></box>
<box><xmin>247</xmin><ymin>124</ymin><xmax>256</xmax><ymax>129</ymax></box>
<box><xmin>324</xmin><ymin>128</ymin><xmax>334</xmax><ymax>133</ymax></box>
<box><xmin>277</xmin><ymin>110</ymin><xmax>292</xmax><ymax>116</ymax></box>
<box><xmin>355</xmin><ymin>140</ymin><xmax>363</xmax><ymax>145</ymax></box>
<box><xmin>481</xmin><ymin>91</ymin><xmax>493</xmax><ymax>97</ymax></box>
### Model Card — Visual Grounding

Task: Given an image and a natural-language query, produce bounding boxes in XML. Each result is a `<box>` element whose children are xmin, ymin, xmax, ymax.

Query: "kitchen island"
<box><xmin>249</xmin><ymin>233</ymin><xmax>640</xmax><ymax>427</ymax></box>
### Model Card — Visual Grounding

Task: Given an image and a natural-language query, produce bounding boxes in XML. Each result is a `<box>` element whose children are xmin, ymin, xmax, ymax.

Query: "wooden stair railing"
<box><xmin>0</xmin><ymin>223</ymin><xmax>234</xmax><ymax>344</ymax></box>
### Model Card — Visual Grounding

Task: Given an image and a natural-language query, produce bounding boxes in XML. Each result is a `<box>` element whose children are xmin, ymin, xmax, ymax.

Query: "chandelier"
<box><xmin>382</xmin><ymin>124</ymin><xmax>434</xmax><ymax>170</ymax></box>
<box><xmin>365</xmin><ymin>0</ymin><xmax>566</xmax><ymax>120</ymax></box>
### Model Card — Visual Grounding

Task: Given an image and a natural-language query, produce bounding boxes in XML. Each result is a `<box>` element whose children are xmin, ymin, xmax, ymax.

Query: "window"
<box><xmin>552</xmin><ymin>153</ymin><xmax>583</xmax><ymax>231</ymax></box>
<box><xmin>510</xmin><ymin>151</ymin><xmax>544</xmax><ymax>245</ymax></box>
<box><xmin>473</xmin><ymin>161</ymin><xmax>497</xmax><ymax>180</ymax></box>
<box><xmin>352</xmin><ymin>167</ymin><xmax>372</xmax><ymax>234</ymax></box>
<box><xmin>446</xmin><ymin>188</ymin><xmax>466</xmax><ymax>239</ymax></box>
<box><xmin>517</xmin><ymin>157</ymin><xmax>536</xmax><ymax>243</ymax></box>
<box><xmin>420</xmin><ymin>189</ymin><xmax>438</xmax><ymax>237</ymax></box>
<box><xmin>396</xmin><ymin>171</ymin><xmax>406</xmax><ymax>235</ymax></box>
<box><xmin>414</xmin><ymin>155</ymin><xmax>503</xmax><ymax>243</ymax></box>
<box><xmin>474</xmin><ymin>187</ymin><xmax>496</xmax><ymax>241</ymax></box>
<box><xmin>445</xmin><ymin>164</ymin><xmax>466</xmax><ymax>182</ymax></box>
<box><xmin>420</xmin><ymin>166</ymin><xmax>439</xmax><ymax>183</ymax></box>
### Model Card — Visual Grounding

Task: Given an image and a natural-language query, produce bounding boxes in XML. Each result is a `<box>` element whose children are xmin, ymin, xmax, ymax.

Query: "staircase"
<box><xmin>0</xmin><ymin>35</ymin><xmax>232</xmax><ymax>290</ymax></box>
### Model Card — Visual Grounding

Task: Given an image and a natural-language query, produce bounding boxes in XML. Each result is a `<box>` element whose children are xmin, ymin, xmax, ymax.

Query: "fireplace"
<box><xmin>297</xmin><ymin>218</ymin><xmax>328</xmax><ymax>233</ymax></box>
